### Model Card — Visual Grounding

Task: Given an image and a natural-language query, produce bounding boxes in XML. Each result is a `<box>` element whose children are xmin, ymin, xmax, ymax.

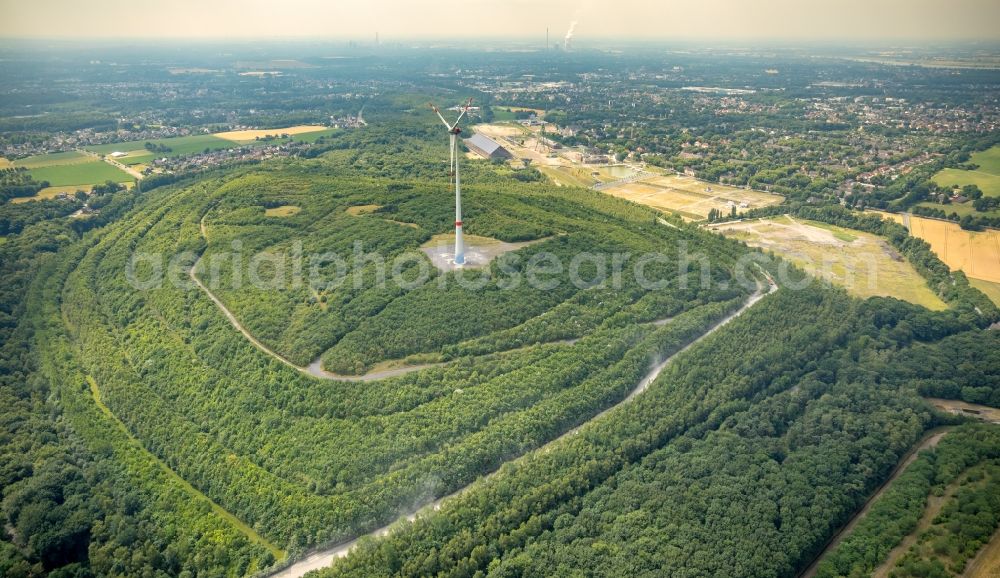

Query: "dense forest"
<box><xmin>320</xmin><ymin>284</ymin><xmax>998</xmax><ymax>578</ymax></box>
<box><xmin>818</xmin><ymin>424</ymin><xmax>1000</xmax><ymax>577</ymax></box>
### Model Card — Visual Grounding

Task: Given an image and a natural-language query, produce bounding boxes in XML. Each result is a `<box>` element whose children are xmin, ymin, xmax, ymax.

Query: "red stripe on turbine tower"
<box><xmin>455</xmin><ymin>221</ymin><xmax>463</xmax><ymax>227</ymax></box>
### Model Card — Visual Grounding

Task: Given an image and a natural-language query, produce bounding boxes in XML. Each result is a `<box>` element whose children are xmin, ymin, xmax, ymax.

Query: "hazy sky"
<box><xmin>2</xmin><ymin>0</ymin><xmax>999</xmax><ymax>41</ymax></box>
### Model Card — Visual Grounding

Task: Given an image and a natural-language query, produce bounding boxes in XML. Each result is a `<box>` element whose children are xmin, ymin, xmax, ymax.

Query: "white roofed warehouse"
<box><xmin>463</xmin><ymin>133</ymin><xmax>513</xmax><ymax>161</ymax></box>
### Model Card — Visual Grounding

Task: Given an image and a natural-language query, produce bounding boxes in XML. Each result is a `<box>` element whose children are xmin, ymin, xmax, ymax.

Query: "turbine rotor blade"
<box><xmin>429</xmin><ymin>102</ymin><xmax>453</xmax><ymax>130</ymax></box>
<box><xmin>452</xmin><ymin>98</ymin><xmax>474</xmax><ymax>127</ymax></box>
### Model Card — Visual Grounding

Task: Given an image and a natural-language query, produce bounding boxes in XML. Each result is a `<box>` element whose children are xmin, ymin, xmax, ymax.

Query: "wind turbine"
<box><xmin>430</xmin><ymin>98</ymin><xmax>473</xmax><ymax>266</ymax></box>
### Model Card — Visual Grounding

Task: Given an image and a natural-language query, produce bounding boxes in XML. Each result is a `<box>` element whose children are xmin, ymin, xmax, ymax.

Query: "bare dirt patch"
<box><xmin>602</xmin><ymin>174</ymin><xmax>782</xmax><ymax>220</ymax></box>
<box><xmin>420</xmin><ymin>233</ymin><xmax>546</xmax><ymax>272</ymax></box>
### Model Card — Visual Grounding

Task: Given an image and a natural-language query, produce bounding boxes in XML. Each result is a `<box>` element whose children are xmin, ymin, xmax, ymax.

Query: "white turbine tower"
<box><xmin>430</xmin><ymin>98</ymin><xmax>473</xmax><ymax>266</ymax></box>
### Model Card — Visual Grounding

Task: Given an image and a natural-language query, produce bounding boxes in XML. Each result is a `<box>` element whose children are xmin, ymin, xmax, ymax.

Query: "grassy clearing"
<box><xmin>264</xmin><ymin>205</ymin><xmax>301</xmax><ymax>217</ymax></box>
<box><xmin>712</xmin><ymin>215</ymin><xmax>947</xmax><ymax>310</ymax></box>
<box><xmin>934</xmin><ymin>168</ymin><xmax>1000</xmax><ymax>197</ymax></box>
<box><xmin>537</xmin><ymin>165</ymin><xmax>596</xmax><ymax>188</ymax></box>
<box><xmin>0</xmin><ymin>157</ymin><xmax>13</xmax><ymax>168</ymax></box>
<box><xmin>602</xmin><ymin>174</ymin><xmax>783</xmax><ymax>220</ymax></box>
<box><xmin>28</xmin><ymin>161</ymin><xmax>134</xmax><ymax>187</ymax></box>
<box><xmin>491</xmin><ymin>106</ymin><xmax>546</xmax><ymax>121</ymax></box>
<box><xmin>12</xmin><ymin>150</ymin><xmax>92</xmax><ymax>168</ymax></box>
<box><xmin>970</xmin><ymin>278</ymin><xmax>1000</xmax><ymax>307</ymax></box>
<box><xmin>915</xmin><ymin>200</ymin><xmax>1000</xmax><ymax>219</ymax></box>
<box><xmin>933</xmin><ymin>145</ymin><xmax>1000</xmax><ymax>197</ymax></box>
<box><xmin>807</xmin><ymin>219</ymin><xmax>859</xmax><ymax>242</ymax></box>
<box><xmin>345</xmin><ymin>204</ymin><xmax>382</xmax><ymax>216</ymax></box>
<box><xmin>9</xmin><ymin>184</ymin><xmax>97</xmax><ymax>204</ymax></box>
<box><xmin>86</xmin><ymin>376</ymin><xmax>285</xmax><ymax>561</ymax></box>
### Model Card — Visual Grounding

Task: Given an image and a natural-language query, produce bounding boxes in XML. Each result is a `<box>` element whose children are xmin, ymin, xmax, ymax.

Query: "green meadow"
<box><xmin>85</xmin><ymin>134</ymin><xmax>238</xmax><ymax>160</ymax></box>
<box><xmin>933</xmin><ymin>145</ymin><xmax>1000</xmax><ymax>197</ymax></box>
<box><xmin>28</xmin><ymin>161</ymin><xmax>134</xmax><ymax>187</ymax></box>
<box><xmin>13</xmin><ymin>150</ymin><xmax>92</xmax><ymax>168</ymax></box>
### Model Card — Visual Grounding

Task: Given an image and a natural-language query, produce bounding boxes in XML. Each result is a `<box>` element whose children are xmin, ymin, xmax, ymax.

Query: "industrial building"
<box><xmin>464</xmin><ymin>133</ymin><xmax>513</xmax><ymax>161</ymax></box>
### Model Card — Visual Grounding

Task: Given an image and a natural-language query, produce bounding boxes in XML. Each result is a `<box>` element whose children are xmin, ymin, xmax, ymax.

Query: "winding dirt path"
<box><xmin>194</xmin><ymin>211</ymin><xmax>436</xmax><ymax>381</ymax></box>
<box><xmin>266</xmin><ymin>278</ymin><xmax>777</xmax><ymax>578</ymax></box>
<box><xmin>188</xmin><ymin>259</ymin><xmax>436</xmax><ymax>382</ymax></box>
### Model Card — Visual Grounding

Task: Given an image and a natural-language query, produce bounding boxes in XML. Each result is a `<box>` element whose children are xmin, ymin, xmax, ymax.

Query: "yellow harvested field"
<box><xmin>214</xmin><ymin>125</ymin><xmax>328</xmax><ymax>142</ymax></box>
<box><xmin>0</xmin><ymin>157</ymin><xmax>12</xmax><ymax>168</ymax></box>
<box><xmin>602</xmin><ymin>174</ymin><xmax>783</xmax><ymax>220</ymax></box>
<box><xmin>712</xmin><ymin>216</ymin><xmax>947</xmax><ymax>310</ymax></box>
<box><xmin>876</xmin><ymin>212</ymin><xmax>1000</xmax><ymax>283</ymax></box>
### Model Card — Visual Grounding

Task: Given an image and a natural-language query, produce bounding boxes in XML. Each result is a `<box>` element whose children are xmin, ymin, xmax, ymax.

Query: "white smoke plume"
<box><xmin>563</xmin><ymin>20</ymin><xmax>578</xmax><ymax>50</ymax></box>
<box><xmin>565</xmin><ymin>20</ymin><xmax>578</xmax><ymax>41</ymax></box>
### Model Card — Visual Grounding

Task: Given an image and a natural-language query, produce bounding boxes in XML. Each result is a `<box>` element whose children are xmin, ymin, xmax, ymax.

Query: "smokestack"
<box><xmin>546</xmin><ymin>27</ymin><xmax>549</xmax><ymax>50</ymax></box>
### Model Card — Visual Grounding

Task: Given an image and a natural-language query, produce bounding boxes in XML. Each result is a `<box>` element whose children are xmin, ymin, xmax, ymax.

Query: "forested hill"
<box><xmin>5</xmin><ymin>140</ymin><xmax>760</xmax><ymax>576</ymax></box>
<box><xmin>2</xmin><ymin>95</ymin><xmax>998</xmax><ymax>577</ymax></box>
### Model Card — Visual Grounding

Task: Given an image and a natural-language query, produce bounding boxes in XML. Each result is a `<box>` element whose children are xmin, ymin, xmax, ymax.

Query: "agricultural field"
<box><xmin>711</xmin><ymin>215</ymin><xmax>947</xmax><ymax>309</ymax></box>
<box><xmin>84</xmin><ymin>134</ymin><xmax>239</xmax><ymax>164</ymax></box>
<box><xmin>82</xmin><ymin>126</ymin><xmax>338</xmax><ymax>165</ymax></box>
<box><xmin>214</xmin><ymin>125</ymin><xmax>330</xmax><ymax>143</ymax></box>
<box><xmin>0</xmin><ymin>157</ymin><xmax>12</xmax><ymax>168</ymax></box>
<box><xmin>933</xmin><ymin>145</ymin><xmax>1000</xmax><ymax>197</ymax></box>
<box><xmin>11</xmin><ymin>149</ymin><xmax>93</xmax><ymax>168</ymax></box>
<box><xmin>25</xmin><ymin>159</ymin><xmax>134</xmax><ymax>188</ymax></box>
<box><xmin>877</xmin><ymin>212</ymin><xmax>1000</xmax><ymax>283</ymax></box>
<box><xmin>4</xmin><ymin>150</ymin><xmax>132</xmax><ymax>200</ymax></box>
<box><xmin>602</xmin><ymin>174</ymin><xmax>783</xmax><ymax>220</ymax></box>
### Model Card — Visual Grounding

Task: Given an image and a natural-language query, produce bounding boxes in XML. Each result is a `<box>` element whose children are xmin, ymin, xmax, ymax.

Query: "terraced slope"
<box><xmin>45</xmin><ymin>163</ymin><xmax>755</xmax><ymax>559</ymax></box>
